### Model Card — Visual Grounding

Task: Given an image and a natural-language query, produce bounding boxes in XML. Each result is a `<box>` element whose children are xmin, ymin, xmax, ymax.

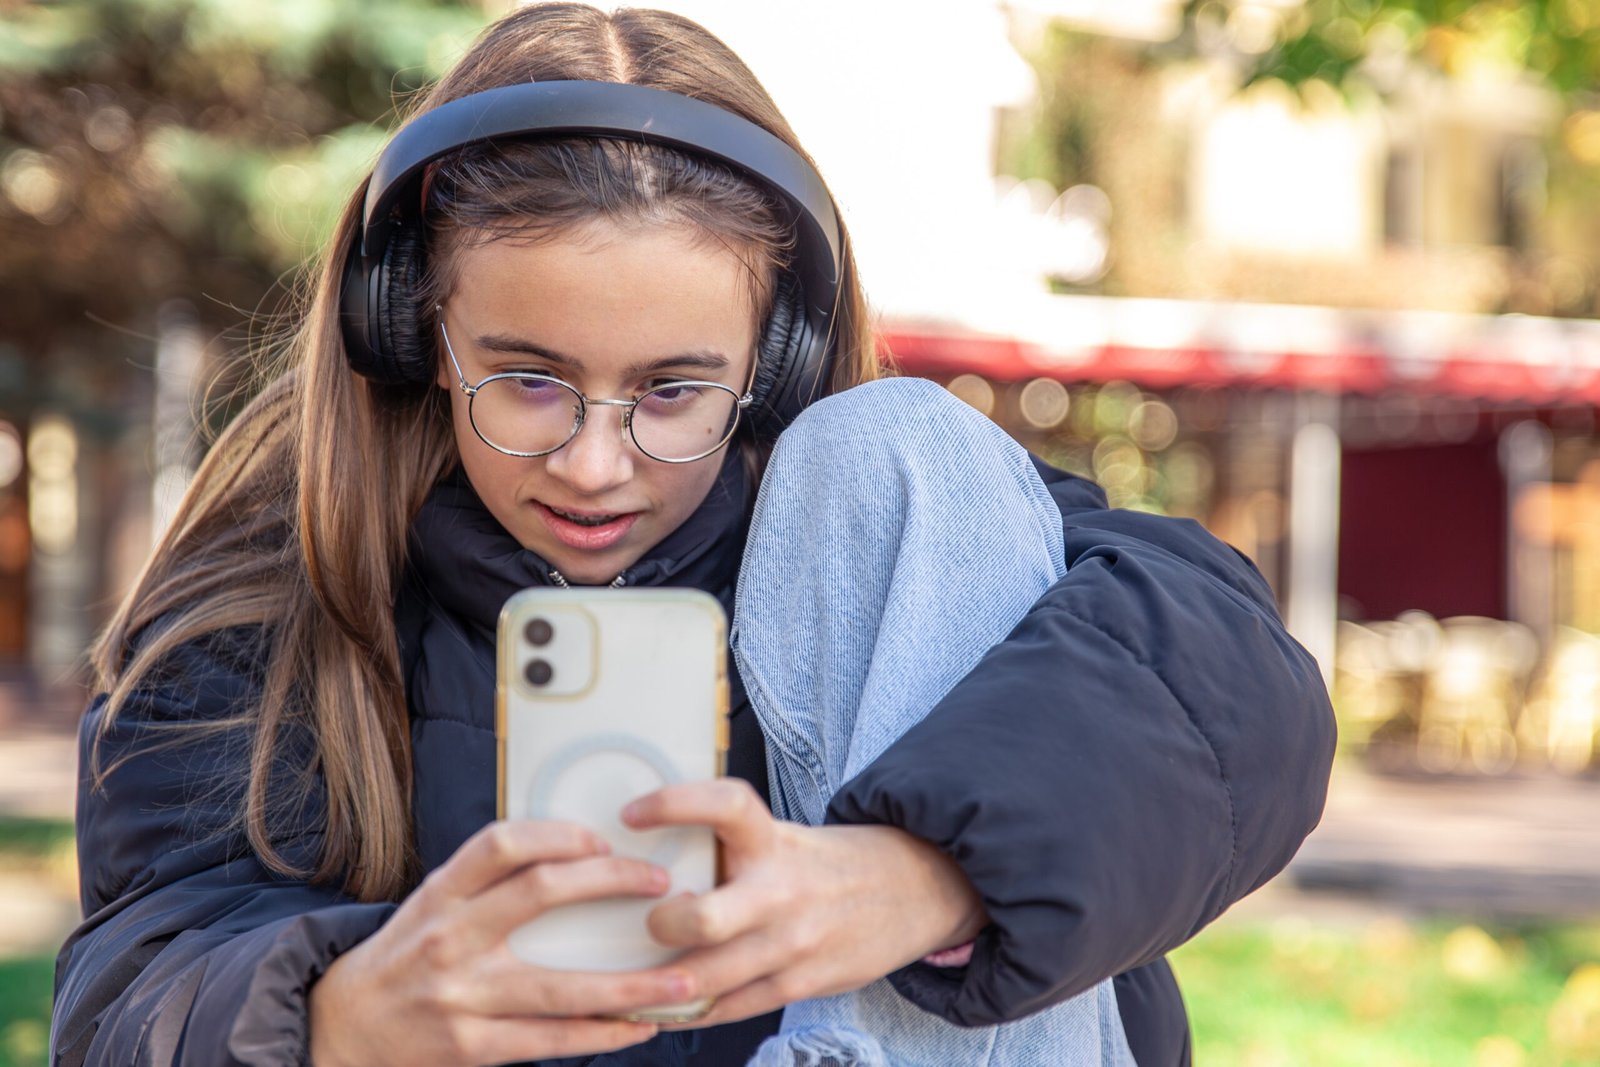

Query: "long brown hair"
<box><xmin>90</xmin><ymin>3</ymin><xmax>881</xmax><ymax>903</ymax></box>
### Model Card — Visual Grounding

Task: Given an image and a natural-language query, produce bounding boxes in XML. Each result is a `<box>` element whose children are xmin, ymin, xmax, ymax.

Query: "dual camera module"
<box><xmin>511</xmin><ymin>603</ymin><xmax>597</xmax><ymax>698</ymax></box>
<box><xmin>524</xmin><ymin>617</ymin><xmax>554</xmax><ymax>686</ymax></box>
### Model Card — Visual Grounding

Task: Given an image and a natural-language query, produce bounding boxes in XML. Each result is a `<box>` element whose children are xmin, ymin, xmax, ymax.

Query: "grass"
<box><xmin>1172</xmin><ymin>917</ymin><xmax>1600</xmax><ymax>1066</ymax></box>
<box><xmin>0</xmin><ymin>959</ymin><xmax>50</xmax><ymax>1067</ymax></box>
<box><xmin>0</xmin><ymin>818</ymin><xmax>71</xmax><ymax>1067</ymax></box>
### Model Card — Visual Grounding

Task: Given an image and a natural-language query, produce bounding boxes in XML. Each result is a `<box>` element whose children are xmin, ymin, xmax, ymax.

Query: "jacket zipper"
<box><xmin>547</xmin><ymin>569</ymin><xmax>626</xmax><ymax>588</ymax></box>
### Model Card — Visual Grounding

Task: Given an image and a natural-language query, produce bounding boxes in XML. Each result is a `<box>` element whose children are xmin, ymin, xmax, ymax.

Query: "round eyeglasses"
<box><xmin>438</xmin><ymin>312</ymin><xmax>755</xmax><ymax>464</ymax></box>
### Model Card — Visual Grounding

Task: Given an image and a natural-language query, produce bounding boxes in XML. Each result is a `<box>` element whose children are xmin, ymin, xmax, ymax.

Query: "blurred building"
<box><xmin>868</xmin><ymin>2</ymin><xmax>1600</xmax><ymax>773</ymax></box>
<box><xmin>8</xmin><ymin>0</ymin><xmax>1600</xmax><ymax>769</ymax></box>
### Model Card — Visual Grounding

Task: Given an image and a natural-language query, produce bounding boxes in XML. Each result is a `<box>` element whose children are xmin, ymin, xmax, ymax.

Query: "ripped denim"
<box><xmin>731</xmin><ymin>377</ymin><xmax>1135</xmax><ymax>1067</ymax></box>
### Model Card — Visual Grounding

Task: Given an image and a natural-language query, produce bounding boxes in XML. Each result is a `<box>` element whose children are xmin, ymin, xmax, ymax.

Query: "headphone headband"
<box><xmin>340</xmin><ymin>80</ymin><xmax>843</xmax><ymax>433</ymax></box>
<box><xmin>361</xmin><ymin>81</ymin><xmax>840</xmax><ymax>300</ymax></box>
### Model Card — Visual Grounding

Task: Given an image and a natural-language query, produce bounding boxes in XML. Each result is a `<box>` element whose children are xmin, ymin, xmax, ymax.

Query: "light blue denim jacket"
<box><xmin>732</xmin><ymin>378</ymin><xmax>1135</xmax><ymax>1067</ymax></box>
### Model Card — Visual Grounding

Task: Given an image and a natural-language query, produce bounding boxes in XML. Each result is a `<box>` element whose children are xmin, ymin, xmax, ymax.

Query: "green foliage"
<box><xmin>0</xmin><ymin>4</ymin><xmax>96</xmax><ymax>75</ymax></box>
<box><xmin>146</xmin><ymin>122</ymin><xmax>391</xmax><ymax>268</ymax></box>
<box><xmin>1001</xmin><ymin>25</ymin><xmax>1104</xmax><ymax>192</ymax></box>
<box><xmin>1181</xmin><ymin>0</ymin><xmax>1600</xmax><ymax>97</ymax></box>
<box><xmin>0</xmin><ymin>817</ymin><xmax>72</xmax><ymax>860</ymax></box>
<box><xmin>0</xmin><ymin>0</ymin><xmax>490</xmax><ymax>421</ymax></box>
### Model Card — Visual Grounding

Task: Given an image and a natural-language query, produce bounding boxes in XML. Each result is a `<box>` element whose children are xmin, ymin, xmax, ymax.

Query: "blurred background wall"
<box><xmin>10</xmin><ymin>0</ymin><xmax>1600</xmax><ymax>779</ymax></box>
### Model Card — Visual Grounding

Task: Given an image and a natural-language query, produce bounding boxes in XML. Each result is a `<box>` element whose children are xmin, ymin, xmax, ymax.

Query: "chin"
<box><xmin>545</xmin><ymin>549</ymin><xmax>636</xmax><ymax>586</ymax></box>
<box><xmin>556</xmin><ymin>564</ymin><xmax>617</xmax><ymax>585</ymax></box>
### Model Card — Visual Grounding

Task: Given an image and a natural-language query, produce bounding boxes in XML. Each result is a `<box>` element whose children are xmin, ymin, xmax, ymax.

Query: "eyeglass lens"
<box><xmin>470</xmin><ymin>377</ymin><xmax>741</xmax><ymax>461</ymax></box>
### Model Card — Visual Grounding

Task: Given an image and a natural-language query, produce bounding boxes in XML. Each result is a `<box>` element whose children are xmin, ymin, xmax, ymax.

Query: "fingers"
<box><xmin>470</xmin><ymin>855</ymin><xmax>672</xmax><ymax>944</ymax></box>
<box><xmin>666</xmin><ymin>972</ymin><xmax>794</xmax><ymax>1030</ymax></box>
<box><xmin>473</xmin><ymin>960</ymin><xmax>699</xmax><ymax>1019</ymax></box>
<box><xmin>465</xmin><ymin>1016</ymin><xmax>660</xmax><ymax>1064</ymax></box>
<box><xmin>651</xmin><ymin>923</ymin><xmax>791</xmax><ymax>1008</ymax></box>
<box><xmin>645</xmin><ymin>877</ymin><xmax>782</xmax><ymax>950</ymax></box>
<box><xmin>658</xmin><ymin>949</ymin><xmax>863</xmax><ymax>1031</ymax></box>
<box><xmin>422</xmin><ymin>821</ymin><xmax>609</xmax><ymax>903</ymax></box>
<box><xmin>622</xmin><ymin>778</ymin><xmax>772</xmax><ymax>854</ymax></box>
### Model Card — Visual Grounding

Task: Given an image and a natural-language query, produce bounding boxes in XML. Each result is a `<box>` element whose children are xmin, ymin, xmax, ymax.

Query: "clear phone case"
<box><xmin>496</xmin><ymin>587</ymin><xmax>729</xmax><ymax>1022</ymax></box>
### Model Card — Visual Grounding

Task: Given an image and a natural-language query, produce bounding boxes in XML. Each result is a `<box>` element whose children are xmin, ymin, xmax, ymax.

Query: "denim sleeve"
<box><xmin>53</xmin><ymin>643</ymin><xmax>396</xmax><ymax>1066</ymax></box>
<box><xmin>825</xmin><ymin>461</ymin><xmax>1336</xmax><ymax>1028</ymax></box>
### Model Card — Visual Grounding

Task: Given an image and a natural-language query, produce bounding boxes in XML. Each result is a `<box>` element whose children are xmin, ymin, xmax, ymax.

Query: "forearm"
<box><xmin>829</xmin><ymin>524</ymin><xmax>1335</xmax><ymax>1025</ymax></box>
<box><xmin>833</xmin><ymin>824</ymin><xmax>989</xmax><ymax>958</ymax></box>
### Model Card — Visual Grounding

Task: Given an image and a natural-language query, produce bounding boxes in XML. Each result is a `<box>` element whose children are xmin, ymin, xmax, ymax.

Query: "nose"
<box><xmin>543</xmin><ymin>401</ymin><xmax>636</xmax><ymax>495</ymax></box>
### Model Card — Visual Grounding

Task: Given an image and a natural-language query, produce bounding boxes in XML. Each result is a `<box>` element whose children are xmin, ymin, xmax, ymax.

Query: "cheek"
<box><xmin>457</xmin><ymin>440</ymin><xmax>517</xmax><ymax>504</ymax></box>
<box><xmin>665</xmin><ymin>460</ymin><xmax>723</xmax><ymax>511</ymax></box>
<box><xmin>653</xmin><ymin>459</ymin><xmax>725</xmax><ymax>520</ymax></box>
<box><xmin>445</xmin><ymin>391</ymin><xmax>478</xmax><ymax>463</ymax></box>
<box><xmin>447</xmin><ymin>397</ymin><xmax>521</xmax><ymax>503</ymax></box>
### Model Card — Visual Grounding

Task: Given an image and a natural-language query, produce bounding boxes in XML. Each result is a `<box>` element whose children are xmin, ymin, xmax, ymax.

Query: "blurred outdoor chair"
<box><xmin>1415</xmin><ymin>616</ymin><xmax>1536</xmax><ymax>775</ymax></box>
<box><xmin>1333</xmin><ymin>611</ymin><xmax>1439</xmax><ymax>767</ymax></box>
<box><xmin>1518</xmin><ymin>628</ymin><xmax>1600</xmax><ymax>775</ymax></box>
<box><xmin>1336</xmin><ymin>612</ymin><xmax>1539</xmax><ymax>775</ymax></box>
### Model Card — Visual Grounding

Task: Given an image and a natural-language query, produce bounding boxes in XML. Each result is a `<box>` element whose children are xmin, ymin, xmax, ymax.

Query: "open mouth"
<box><xmin>548</xmin><ymin>506</ymin><xmax>624</xmax><ymax>527</ymax></box>
<box><xmin>534</xmin><ymin>502</ymin><xmax>642</xmax><ymax>551</ymax></box>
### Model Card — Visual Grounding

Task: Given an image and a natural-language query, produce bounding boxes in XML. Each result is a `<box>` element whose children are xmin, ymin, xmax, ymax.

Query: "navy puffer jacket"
<box><xmin>52</xmin><ymin>450</ymin><xmax>1335</xmax><ymax>1066</ymax></box>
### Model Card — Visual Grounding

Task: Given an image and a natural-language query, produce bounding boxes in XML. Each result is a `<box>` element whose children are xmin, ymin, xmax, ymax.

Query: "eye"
<box><xmin>512</xmin><ymin>376</ymin><xmax>562</xmax><ymax>395</ymax></box>
<box><xmin>646</xmin><ymin>382</ymin><xmax>692</xmax><ymax>401</ymax></box>
<box><xmin>638</xmin><ymin>381</ymin><xmax>711</xmax><ymax>414</ymax></box>
<box><xmin>494</xmin><ymin>374</ymin><xmax>575</xmax><ymax>407</ymax></box>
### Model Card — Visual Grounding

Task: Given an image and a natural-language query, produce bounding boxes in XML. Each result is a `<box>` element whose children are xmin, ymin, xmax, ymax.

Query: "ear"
<box><xmin>434</xmin><ymin>329</ymin><xmax>453</xmax><ymax>392</ymax></box>
<box><xmin>433</xmin><ymin>307</ymin><xmax>459</xmax><ymax>393</ymax></box>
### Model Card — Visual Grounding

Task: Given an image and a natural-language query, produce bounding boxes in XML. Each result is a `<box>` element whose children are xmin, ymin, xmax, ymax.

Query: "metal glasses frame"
<box><xmin>437</xmin><ymin>309</ymin><xmax>755</xmax><ymax>464</ymax></box>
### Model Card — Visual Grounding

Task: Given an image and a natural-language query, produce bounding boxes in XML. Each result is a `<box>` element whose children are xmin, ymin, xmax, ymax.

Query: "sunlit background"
<box><xmin>6</xmin><ymin>1</ymin><xmax>1600</xmax><ymax>1064</ymax></box>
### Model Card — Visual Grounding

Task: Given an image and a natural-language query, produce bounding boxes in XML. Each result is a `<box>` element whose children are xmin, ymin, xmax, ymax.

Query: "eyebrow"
<box><xmin>474</xmin><ymin>333</ymin><xmax>731</xmax><ymax>378</ymax></box>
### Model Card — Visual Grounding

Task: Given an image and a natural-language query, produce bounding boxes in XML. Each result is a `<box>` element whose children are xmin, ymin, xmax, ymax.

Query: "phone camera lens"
<box><xmin>525</xmin><ymin>618</ymin><xmax>554</xmax><ymax>647</ymax></box>
<box><xmin>525</xmin><ymin>659</ymin><xmax>554</xmax><ymax>687</ymax></box>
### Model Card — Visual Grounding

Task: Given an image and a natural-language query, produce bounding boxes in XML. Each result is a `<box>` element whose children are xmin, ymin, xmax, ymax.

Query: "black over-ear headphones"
<box><xmin>339</xmin><ymin>80</ymin><xmax>843</xmax><ymax>437</ymax></box>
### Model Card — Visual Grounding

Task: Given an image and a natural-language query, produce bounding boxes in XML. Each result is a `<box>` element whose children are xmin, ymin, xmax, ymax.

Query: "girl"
<box><xmin>52</xmin><ymin>5</ymin><xmax>1335</xmax><ymax>1066</ymax></box>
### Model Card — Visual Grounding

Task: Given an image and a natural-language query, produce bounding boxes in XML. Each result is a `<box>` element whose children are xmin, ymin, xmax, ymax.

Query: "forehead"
<box><xmin>441</xmin><ymin>225</ymin><xmax>762</xmax><ymax>384</ymax></box>
<box><xmin>445</xmin><ymin>222</ymin><xmax>763</xmax><ymax>344</ymax></box>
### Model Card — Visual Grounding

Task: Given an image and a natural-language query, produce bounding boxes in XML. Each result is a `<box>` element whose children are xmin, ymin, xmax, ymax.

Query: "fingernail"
<box><xmin>668</xmin><ymin>971</ymin><xmax>695</xmax><ymax>999</ymax></box>
<box><xmin>647</xmin><ymin>867</ymin><xmax>670</xmax><ymax>893</ymax></box>
<box><xmin>621</xmin><ymin>802</ymin><xmax>643</xmax><ymax>824</ymax></box>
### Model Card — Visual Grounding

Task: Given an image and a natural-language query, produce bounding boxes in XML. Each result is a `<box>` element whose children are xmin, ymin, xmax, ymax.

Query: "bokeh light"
<box><xmin>1</xmin><ymin>151</ymin><xmax>68</xmax><ymax>224</ymax></box>
<box><xmin>946</xmin><ymin>374</ymin><xmax>996</xmax><ymax>417</ymax></box>
<box><xmin>0</xmin><ymin>423</ymin><xmax>21</xmax><ymax>491</ymax></box>
<box><xmin>1019</xmin><ymin>377</ymin><xmax>1071</xmax><ymax>428</ymax></box>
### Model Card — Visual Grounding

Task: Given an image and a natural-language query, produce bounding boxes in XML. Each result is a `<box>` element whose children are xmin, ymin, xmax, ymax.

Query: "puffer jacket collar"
<box><xmin>405</xmin><ymin>448</ymin><xmax>751</xmax><ymax>631</ymax></box>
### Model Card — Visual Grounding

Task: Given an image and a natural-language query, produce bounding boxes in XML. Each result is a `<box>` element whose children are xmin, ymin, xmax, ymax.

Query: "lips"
<box><xmin>534</xmin><ymin>501</ymin><xmax>641</xmax><ymax>551</ymax></box>
<box><xmin>548</xmin><ymin>506</ymin><xmax>622</xmax><ymax>527</ymax></box>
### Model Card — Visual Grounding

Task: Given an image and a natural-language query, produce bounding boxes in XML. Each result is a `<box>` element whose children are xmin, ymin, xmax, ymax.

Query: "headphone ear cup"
<box><xmin>748</xmin><ymin>271</ymin><xmax>809</xmax><ymax>436</ymax></box>
<box><xmin>369</xmin><ymin>225</ymin><xmax>435</xmax><ymax>386</ymax></box>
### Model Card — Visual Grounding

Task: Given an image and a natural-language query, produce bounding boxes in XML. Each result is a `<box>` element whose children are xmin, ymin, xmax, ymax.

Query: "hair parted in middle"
<box><xmin>91</xmin><ymin>2</ymin><xmax>885</xmax><ymax>903</ymax></box>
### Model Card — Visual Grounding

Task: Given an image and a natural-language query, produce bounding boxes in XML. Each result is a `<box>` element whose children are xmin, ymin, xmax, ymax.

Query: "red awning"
<box><xmin>880</xmin><ymin>296</ymin><xmax>1600</xmax><ymax>404</ymax></box>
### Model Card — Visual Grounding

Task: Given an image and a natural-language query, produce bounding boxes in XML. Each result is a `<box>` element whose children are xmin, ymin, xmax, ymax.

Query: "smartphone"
<box><xmin>497</xmin><ymin>587</ymin><xmax>729</xmax><ymax>1023</ymax></box>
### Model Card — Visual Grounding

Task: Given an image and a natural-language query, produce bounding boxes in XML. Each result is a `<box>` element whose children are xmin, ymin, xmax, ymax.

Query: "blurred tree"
<box><xmin>1179</xmin><ymin>0</ymin><xmax>1600</xmax><ymax>99</ymax></box>
<box><xmin>0</xmin><ymin>0</ymin><xmax>489</xmax><ymax>435</ymax></box>
<box><xmin>1174</xmin><ymin>0</ymin><xmax>1600</xmax><ymax>314</ymax></box>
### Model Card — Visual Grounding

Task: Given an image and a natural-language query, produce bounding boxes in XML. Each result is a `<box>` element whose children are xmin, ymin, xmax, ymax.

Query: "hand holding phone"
<box><xmin>497</xmin><ymin>588</ymin><xmax>729</xmax><ymax>1023</ymax></box>
<box><xmin>307</xmin><ymin>821</ymin><xmax>682</xmax><ymax>1067</ymax></box>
